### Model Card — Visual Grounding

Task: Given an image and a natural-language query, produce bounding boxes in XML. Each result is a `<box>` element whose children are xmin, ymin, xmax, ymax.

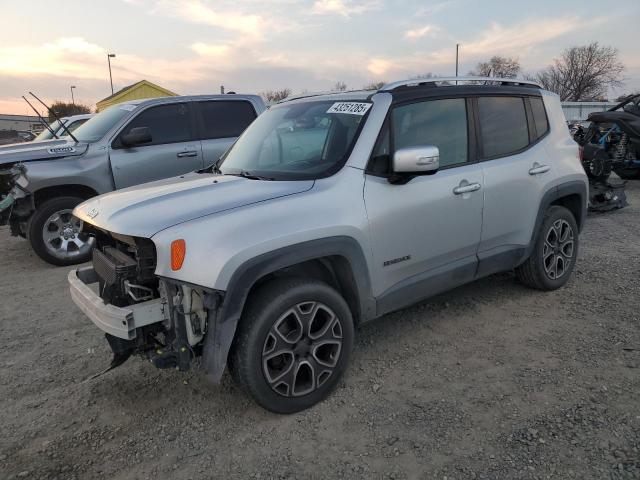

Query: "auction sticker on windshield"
<box><xmin>327</xmin><ymin>102</ymin><xmax>372</xmax><ymax>115</ymax></box>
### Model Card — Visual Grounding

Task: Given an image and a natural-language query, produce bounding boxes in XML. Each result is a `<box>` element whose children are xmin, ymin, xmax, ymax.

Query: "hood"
<box><xmin>74</xmin><ymin>173</ymin><xmax>314</xmax><ymax>238</ymax></box>
<box><xmin>0</xmin><ymin>138</ymin><xmax>89</xmax><ymax>166</ymax></box>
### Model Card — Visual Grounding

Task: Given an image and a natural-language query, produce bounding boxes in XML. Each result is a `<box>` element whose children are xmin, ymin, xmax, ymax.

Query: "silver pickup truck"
<box><xmin>0</xmin><ymin>94</ymin><xmax>265</xmax><ymax>265</ymax></box>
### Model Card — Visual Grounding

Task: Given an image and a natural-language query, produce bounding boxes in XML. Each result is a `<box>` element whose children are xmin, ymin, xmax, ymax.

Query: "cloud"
<box><xmin>405</xmin><ymin>25</ymin><xmax>437</xmax><ymax>40</ymax></box>
<box><xmin>367</xmin><ymin>58</ymin><xmax>394</xmax><ymax>77</ymax></box>
<box><xmin>311</xmin><ymin>0</ymin><xmax>378</xmax><ymax>17</ymax></box>
<box><xmin>155</xmin><ymin>0</ymin><xmax>266</xmax><ymax>36</ymax></box>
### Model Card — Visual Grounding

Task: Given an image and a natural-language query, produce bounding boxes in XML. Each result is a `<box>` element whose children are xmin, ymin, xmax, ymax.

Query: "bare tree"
<box><xmin>332</xmin><ymin>81</ymin><xmax>347</xmax><ymax>92</ymax></box>
<box><xmin>261</xmin><ymin>88</ymin><xmax>292</xmax><ymax>103</ymax></box>
<box><xmin>534</xmin><ymin>43</ymin><xmax>625</xmax><ymax>101</ymax></box>
<box><xmin>363</xmin><ymin>81</ymin><xmax>385</xmax><ymax>90</ymax></box>
<box><xmin>470</xmin><ymin>56</ymin><xmax>521</xmax><ymax>78</ymax></box>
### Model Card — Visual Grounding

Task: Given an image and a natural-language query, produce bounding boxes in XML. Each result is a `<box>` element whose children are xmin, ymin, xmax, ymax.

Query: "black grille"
<box><xmin>93</xmin><ymin>247</ymin><xmax>137</xmax><ymax>287</ymax></box>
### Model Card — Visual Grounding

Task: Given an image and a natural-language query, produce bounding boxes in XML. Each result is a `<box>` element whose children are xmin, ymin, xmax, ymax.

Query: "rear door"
<box><xmin>194</xmin><ymin>100</ymin><xmax>258</xmax><ymax>166</ymax></box>
<box><xmin>109</xmin><ymin>102</ymin><xmax>202</xmax><ymax>189</ymax></box>
<box><xmin>476</xmin><ymin>95</ymin><xmax>553</xmax><ymax>272</ymax></box>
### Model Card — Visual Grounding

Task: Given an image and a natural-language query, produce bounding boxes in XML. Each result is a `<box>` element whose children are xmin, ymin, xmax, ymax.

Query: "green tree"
<box><xmin>47</xmin><ymin>101</ymin><xmax>91</xmax><ymax>121</ymax></box>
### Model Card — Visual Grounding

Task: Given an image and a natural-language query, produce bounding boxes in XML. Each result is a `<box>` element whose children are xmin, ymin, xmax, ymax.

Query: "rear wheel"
<box><xmin>229</xmin><ymin>277</ymin><xmax>354</xmax><ymax>413</ymax></box>
<box><xmin>27</xmin><ymin>196</ymin><xmax>94</xmax><ymax>266</ymax></box>
<box><xmin>584</xmin><ymin>150</ymin><xmax>611</xmax><ymax>181</ymax></box>
<box><xmin>516</xmin><ymin>206</ymin><xmax>579</xmax><ymax>291</ymax></box>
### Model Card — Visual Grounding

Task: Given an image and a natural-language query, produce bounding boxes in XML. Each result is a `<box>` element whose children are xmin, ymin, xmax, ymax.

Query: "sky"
<box><xmin>1</xmin><ymin>0</ymin><xmax>639</xmax><ymax>115</ymax></box>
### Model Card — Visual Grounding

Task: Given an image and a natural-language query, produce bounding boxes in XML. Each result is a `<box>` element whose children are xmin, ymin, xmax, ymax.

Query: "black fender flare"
<box><xmin>521</xmin><ymin>180</ymin><xmax>587</xmax><ymax>263</ymax></box>
<box><xmin>201</xmin><ymin>236</ymin><xmax>375</xmax><ymax>382</ymax></box>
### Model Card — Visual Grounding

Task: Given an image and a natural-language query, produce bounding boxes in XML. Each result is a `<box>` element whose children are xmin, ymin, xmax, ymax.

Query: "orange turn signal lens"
<box><xmin>171</xmin><ymin>239</ymin><xmax>186</xmax><ymax>271</ymax></box>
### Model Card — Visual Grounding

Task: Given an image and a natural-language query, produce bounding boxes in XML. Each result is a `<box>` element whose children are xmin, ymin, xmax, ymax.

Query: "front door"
<box><xmin>363</xmin><ymin>97</ymin><xmax>484</xmax><ymax>312</ymax></box>
<box><xmin>109</xmin><ymin>102</ymin><xmax>203</xmax><ymax>189</ymax></box>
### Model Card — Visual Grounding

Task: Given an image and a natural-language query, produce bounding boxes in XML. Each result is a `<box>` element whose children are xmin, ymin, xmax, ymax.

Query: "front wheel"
<box><xmin>229</xmin><ymin>277</ymin><xmax>354</xmax><ymax>413</ymax></box>
<box><xmin>27</xmin><ymin>196</ymin><xmax>94</xmax><ymax>266</ymax></box>
<box><xmin>516</xmin><ymin>205</ymin><xmax>579</xmax><ymax>291</ymax></box>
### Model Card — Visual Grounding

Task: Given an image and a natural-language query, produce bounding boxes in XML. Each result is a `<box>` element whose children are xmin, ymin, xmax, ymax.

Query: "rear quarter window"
<box><xmin>478</xmin><ymin>97</ymin><xmax>529</xmax><ymax>158</ymax></box>
<box><xmin>530</xmin><ymin>97</ymin><xmax>549</xmax><ymax>139</ymax></box>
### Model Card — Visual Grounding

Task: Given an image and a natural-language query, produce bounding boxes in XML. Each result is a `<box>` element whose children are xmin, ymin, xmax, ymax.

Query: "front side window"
<box><xmin>118</xmin><ymin>103</ymin><xmax>191</xmax><ymax>147</ymax></box>
<box><xmin>478</xmin><ymin>97</ymin><xmax>529</xmax><ymax>158</ymax></box>
<box><xmin>198</xmin><ymin>101</ymin><xmax>256</xmax><ymax>139</ymax></box>
<box><xmin>218</xmin><ymin>100</ymin><xmax>368</xmax><ymax>180</ymax></box>
<box><xmin>392</xmin><ymin>98</ymin><xmax>468</xmax><ymax>168</ymax></box>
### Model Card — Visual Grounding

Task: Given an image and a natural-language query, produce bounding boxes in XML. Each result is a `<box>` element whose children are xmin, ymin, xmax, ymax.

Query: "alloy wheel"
<box><xmin>42</xmin><ymin>209</ymin><xmax>93</xmax><ymax>261</ymax></box>
<box><xmin>262</xmin><ymin>301</ymin><xmax>343</xmax><ymax>397</ymax></box>
<box><xmin>542</xmin><ymin>219</ymin><xmax>574</xmax><ymax>280</ymax></box>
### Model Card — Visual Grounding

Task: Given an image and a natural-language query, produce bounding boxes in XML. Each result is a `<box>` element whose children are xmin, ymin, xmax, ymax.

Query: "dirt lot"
<box><xmin>1</xmin><ymin>181</ymin><xmax>639</xmax><ymax>480</ymax></box>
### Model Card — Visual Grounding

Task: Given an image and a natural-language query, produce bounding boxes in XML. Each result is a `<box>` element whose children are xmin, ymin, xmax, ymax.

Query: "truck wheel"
<box><xmin>27</xmin><ymin>196</ymin><xmax>94</xmax><ymax>266</ymax></box>
<box><xmin>229</xmin><ymin>277</ymin><xmax>354</xmax><ymax>413</ymax></box>
<box><xmin>516</xmin><ymin>206</ymin><xmax>579</xmax><ymax>291</ymax></box>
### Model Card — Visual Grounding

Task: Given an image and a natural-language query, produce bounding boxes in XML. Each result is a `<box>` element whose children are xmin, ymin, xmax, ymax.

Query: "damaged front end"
<box><xmin>69</xmin><ymin>228</ymin><xmax>224</xmax><ymax>379</ymax></box>
<box><xmin>0</xmin><ymin>163</ymin><xmax>33</xmax><ymax>235</ymax></box>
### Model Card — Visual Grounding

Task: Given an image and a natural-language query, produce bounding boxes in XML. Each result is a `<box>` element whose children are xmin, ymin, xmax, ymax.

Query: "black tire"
<box><xmin>229</xmin><ymin>277</ymin><xmax>354</xmax><ymax>414</ymax></box>
<box><xmin>27</xmin><ymin>196</ymin><xmax>93</xmax><ymax>266</ymax></box>
<box><xmin>516</xmin><ymin>206</ymin><xmax>579</xmax><ymax>291</ymax></box>
<box><xmin>584</xmin><ymin>150</ymin><xmax>611</xmax><ymax>181</ymax></box>
<box><xmin>613</xmin><ymin>168</ymin><xmax>640</xmax><ymax>180</ymax></box>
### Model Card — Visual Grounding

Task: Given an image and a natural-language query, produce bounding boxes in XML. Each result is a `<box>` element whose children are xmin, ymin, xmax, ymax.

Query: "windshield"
<box><xmin>72</xmin><ymin>105</ymin><xmax>134</xmax><ymax>143</ymax></box>
<box><xmin>34</xmin><ymin>120</ymin><xmax>62</xmax><ymax>141</ymax></box>
<box><xmin>218</xmin><ymin>100</ymin><xmax>370</xmax><ymax>180</ymax></box>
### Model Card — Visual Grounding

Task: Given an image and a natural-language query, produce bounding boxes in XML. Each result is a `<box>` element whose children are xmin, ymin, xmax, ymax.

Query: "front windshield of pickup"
<box><xmin>72</xmin><ymin>105</ymin><xmax>134</xmax><ymax>143</ymax></box>
<box><xmin>218</xmin><ymin>100</ymin><xmax>370</xmax><ymax>180</ymax></box>
<box><xmin>34</xmin><ymin>120</ymin><xmax>62</xmax><ymax>141</ymax></box>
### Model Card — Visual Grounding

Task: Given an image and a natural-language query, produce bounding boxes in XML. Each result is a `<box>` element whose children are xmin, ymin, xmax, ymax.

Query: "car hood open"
<box><xmin>74</xmin><ymin>173</ymin><xmax>314</xmax><ymax>238</ymax></box>
<box><xmin>0</xmin><ymin>139</ymin><xmax>89</xmax><ymax>166</ymax></box>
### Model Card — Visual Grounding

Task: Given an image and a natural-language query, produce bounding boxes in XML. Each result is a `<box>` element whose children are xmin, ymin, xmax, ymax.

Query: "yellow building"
<box><xmin>96</xmin><ymin>80</ymin><xmax>178</xmax><ymax>112</ymax></box>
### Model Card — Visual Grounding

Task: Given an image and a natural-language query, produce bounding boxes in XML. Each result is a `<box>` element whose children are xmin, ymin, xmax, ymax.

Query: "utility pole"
<box><xmin>107</xmin><ymin>53</ymin><xmax>116</xmax><ymax>94</ymax></box>
<box><xmin>70</xmin><ymin>85</ymin><xmax>76</xmax><ymax>105</ymax></box>
<box><xmin>455</xmin><ymin>43</ymin><xmax>460</xmax><ymax>85</ymax></box>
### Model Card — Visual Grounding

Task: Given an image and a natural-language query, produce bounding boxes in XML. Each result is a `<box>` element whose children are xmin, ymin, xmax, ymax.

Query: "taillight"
<box><xmin>171</xmin><ymin>239</ymin><xmax>186</xmax><ymax>271</ymax></box>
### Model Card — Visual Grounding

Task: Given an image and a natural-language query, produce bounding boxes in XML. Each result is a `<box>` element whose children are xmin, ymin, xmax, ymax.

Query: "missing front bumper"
<box><xmin>68</xmin><ymin>266</ymin><xmax>168</xmax><ymax>340</ymax></box>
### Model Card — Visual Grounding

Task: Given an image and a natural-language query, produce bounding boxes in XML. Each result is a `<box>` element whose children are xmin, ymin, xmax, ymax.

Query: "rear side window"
<box><xmin>198</xmin><ymin>101</ymin><xmax>256</xmax><ymax>140</ymax></box>
<box><xmin>529</xmin><ymin>97</ymin><xmax>549</xmax><ymax>139</ymax></box>
<box><xmin>478</xmin><ymin>97</ymin><xmax>529</xmax><ymax>158</ymax></box>
<box><xmin>121</xmin><ymin>103</ymin><xmax>191</xmax><ymax>146</ymax></box>
<box><xmin>392</xmin><ymin>98</ymin><xmax>468</xmax><ymax>168</ymax></box>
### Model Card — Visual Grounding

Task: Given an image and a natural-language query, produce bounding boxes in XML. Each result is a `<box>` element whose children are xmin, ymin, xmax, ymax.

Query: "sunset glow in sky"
<box><xmin>1</xmin><ymin>0</ymin><xmax>639</xmax><ymax>114</ymax></box>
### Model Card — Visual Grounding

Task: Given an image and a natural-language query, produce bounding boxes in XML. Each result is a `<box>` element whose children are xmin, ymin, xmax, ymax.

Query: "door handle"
<box><xmin>529</xmin><ymin>163</ymin><xmax>550</xmax><ymax>175</ymax></box>
<box><xmin>177</xmin><ymin>151</ymin><xmax>198</xmax><ymax>158</ymax></box>
<box><xmin>453</xmin><ymin>182</ymin><xmax>481</xmax><ymax>195</ymax></box>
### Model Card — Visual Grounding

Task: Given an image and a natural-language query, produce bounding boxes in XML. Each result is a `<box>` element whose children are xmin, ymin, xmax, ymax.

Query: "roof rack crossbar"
<box><xmin>380</xmin><ymin>76</ymin><xmax>542</xmax><ymax>91</ymax></box>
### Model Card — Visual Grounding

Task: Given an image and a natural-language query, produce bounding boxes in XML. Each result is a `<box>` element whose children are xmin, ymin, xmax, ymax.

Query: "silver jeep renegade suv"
<box><xmin>69</xmin><ymin>77</ymin><xmax>588</xmax><ymax>413</ymax></box>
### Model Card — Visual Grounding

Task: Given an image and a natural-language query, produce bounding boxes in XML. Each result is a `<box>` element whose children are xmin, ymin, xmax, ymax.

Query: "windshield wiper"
<box><xmin>231</xmin><ymin>170</ymin><xmax>275</xmax><ymax>181</ymax></box>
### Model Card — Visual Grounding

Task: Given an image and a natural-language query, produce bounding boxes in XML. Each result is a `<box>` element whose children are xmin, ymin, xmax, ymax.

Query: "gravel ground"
<box><xmin>1</xmin><ymin>181</ymin><xmax>639</xmax><ymax>480</ymax></box>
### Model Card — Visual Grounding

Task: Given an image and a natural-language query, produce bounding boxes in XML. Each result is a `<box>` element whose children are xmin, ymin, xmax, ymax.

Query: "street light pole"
<box><xmin>70</xmin><ymin>85</ymin><xmax>76</xmax><ymax>105</ymax></box>
<box><xmin>455</xmin><ymin>43</ymin><xmax>460</xmax><ymax>85</ymax></box>
<box><xmin>107</xmin><ymin>53</ymin><xmax>116</xmax><ymax>95</ymax></box>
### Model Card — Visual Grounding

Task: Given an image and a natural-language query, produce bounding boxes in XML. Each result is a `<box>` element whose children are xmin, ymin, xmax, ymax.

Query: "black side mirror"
<box><xmin>121</xmin><ymin>127</ymin><xmax>152</xmax><ymax>147</ymax></box>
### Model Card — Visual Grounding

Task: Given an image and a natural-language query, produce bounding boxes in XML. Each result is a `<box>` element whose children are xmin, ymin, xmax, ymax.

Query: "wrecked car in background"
<box><xmin>577</xmin><ymin>94</ymin><xmax>640</xmax><ymax>181</ymax></box>
<box><xmin>0</xmin><ymin>94</ymin><xmax>265</xmax><ymax>265</ymax></box>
